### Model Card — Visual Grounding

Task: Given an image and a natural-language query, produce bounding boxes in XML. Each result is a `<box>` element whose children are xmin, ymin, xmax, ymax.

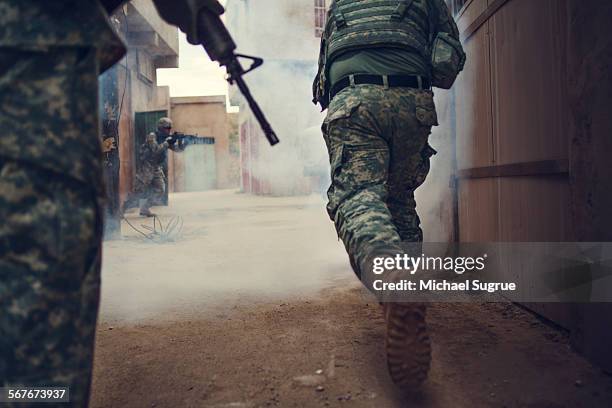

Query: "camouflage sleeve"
<box><xmin>154</xmin><ymin>140</ymin><xmax>169</xmax><ymax>156</ymax></box>
<box><xmin>433</xmin><ymin>0</ymin><xmax>461</xmax><ymax>41</ymax></box>
<box><xmin>145</xmin><ymin>139</ymin><xmax>169</xmax><ymax>159</ymax></box>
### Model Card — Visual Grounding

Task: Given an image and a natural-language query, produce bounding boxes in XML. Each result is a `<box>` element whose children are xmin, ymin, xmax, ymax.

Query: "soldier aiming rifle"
<box><xmin>314</xmin><ymin>0</ymin><xmax>466</xmax><ymax>391</ymax></box>
<box><xmin>123</xmin><ymin>117</ymin><xmax>215</xmax><ymax>217</ymax></box>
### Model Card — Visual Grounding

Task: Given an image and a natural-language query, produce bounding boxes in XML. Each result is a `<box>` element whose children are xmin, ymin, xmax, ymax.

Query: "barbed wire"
<box><xmin>122</xmin><ymin>214</ymin><xmax>184</xmax><ymax>243</ymax></box>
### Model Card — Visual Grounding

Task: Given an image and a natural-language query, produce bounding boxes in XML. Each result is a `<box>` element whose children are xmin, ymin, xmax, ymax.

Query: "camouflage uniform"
<box><xmin>322</xmin><ymin>85</ymin><xmax>438</xmax><ymax>276</ymax></box>
<box><xmin>0</xmin><ymin>1</ymin><xmax>124</xmax><ymax>406</ymax></box>
<box><xmin>123</xmin><ymin>136</ymin><xmax>169</xmax><ymax>214</ymax></box>
<box><xmin>315</xmin><ymin>0</ymin><xmax>465</xmax><ymax>391</ymax></box>
<box><xmin>315</xmin><ymin>0</ymin><xmax>464</xmax><ymax>279</ymax></box>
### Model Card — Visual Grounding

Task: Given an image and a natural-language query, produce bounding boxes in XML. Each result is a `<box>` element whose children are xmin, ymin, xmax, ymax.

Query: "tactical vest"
<box><xmin>327</xmin><ymin>0</ymin><xmax>433</xmax><ymax>63</ymax></box>
<box><xmin>313</xmin><ymin>0</ymin><xmax>436</xmax><ymax>109</ymax></box>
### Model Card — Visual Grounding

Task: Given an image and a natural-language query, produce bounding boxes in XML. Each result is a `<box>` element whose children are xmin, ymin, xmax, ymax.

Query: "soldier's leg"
<box><xmin>151</xmin><ymin>171</ymin><xmax>166</xmax><ymax>207</ymax></box>
<box><xmin>139</xmin><ymin>174</ymin><xmax>164</xmax><ymax>216</ymax></box>
<box><xmin>0</xmin><ymin>160</ymin><xmax>102</xmax><ymax>408</ymax></box>
<box><xmin>0</xmin><ymin>47</ymin><xmax>104</xmax><ymax>407</ymax></box>
<box><xmin>323</xmin><ymin>86</ymin><xmax>401</xmax><ymax>279</ymax></box>
<box><xmin>139</xmin><ymin>189</ymin><xmax>153</xmax><ymax>215</ymax></box>
<box><xmin>122</xmin><ymin>177</ymin><xmax>146</xmax><ymax>214</ymax></box>
<box><xmin>383</xmin><ymin>89</ymin><xmax>438</xmax><ymax>391</ymax></box>
<box><xmin>387</xmin><ymin>89</ymin><xmax>438</xmax><ymax>243</ymax></box>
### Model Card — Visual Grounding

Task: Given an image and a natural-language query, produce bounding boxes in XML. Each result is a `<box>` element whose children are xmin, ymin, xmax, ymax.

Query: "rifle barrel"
<box><xmin>197</xmin><ymin>9</ymin><xmax>279</xmax><ymax>147</ymax></box>
<box><xmin>234</xmin><ymin>77</ymin><xmax>279</xmax><ymax>146</ymax></box>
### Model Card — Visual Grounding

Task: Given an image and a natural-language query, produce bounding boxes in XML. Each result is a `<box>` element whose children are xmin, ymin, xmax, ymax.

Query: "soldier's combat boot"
<box><xmin>359</xmin><ymin>246</ymin><xmax>431</xmax><ymax>391</ymax></box>
<box><xmin>383</xmin><ymin>302</ymin><xmax>431</xmax><ymax>391</ymax></box>
<box><xmin>119</xmin><ymin>202</ymin><xmax>128</xmax><ymax>219</ymax></box>
<box><xmin>139</xmin><ymin>208</ymin><xmax>155</xmax><ymax>217</ymax></box>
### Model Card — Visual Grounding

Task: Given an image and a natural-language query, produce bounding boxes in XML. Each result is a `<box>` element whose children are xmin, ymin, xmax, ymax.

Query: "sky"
<box><xmin>156</xmin><ymin>32</ymin><xmax>229</xmax><ymax>99</ymax></box>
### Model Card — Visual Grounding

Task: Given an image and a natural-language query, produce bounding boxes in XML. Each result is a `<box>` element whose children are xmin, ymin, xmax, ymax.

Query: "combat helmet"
<box><xmin>158</xmin><ymin>117</ymin><xmax>173</xmax><ymax>129</ymax></box>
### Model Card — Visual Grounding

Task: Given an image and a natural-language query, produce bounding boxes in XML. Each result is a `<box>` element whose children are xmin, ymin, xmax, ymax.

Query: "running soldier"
<box><xmin>313</xmin><ymin>0</ymin><xmax>465</xmax><ymax>390</ymax></box>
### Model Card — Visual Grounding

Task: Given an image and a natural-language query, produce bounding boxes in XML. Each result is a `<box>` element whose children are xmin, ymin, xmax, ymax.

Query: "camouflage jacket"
<box><xmin>139</xmin><ymin>138</ymin><xmax>169</xmax><ymax>181</ymax></box>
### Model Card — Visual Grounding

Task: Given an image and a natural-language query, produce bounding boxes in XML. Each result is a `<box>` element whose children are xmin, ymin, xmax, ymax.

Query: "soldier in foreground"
<box><xmin>313</xmin><ymin>0</ymin><xmax>465</xmax><ymax>390</ymax></box>
<box><xmin>0</xmin><ymin>1</ymin><xmax>238</xmax><ymax>406</ymax></box>
<box><xmin>122</xmin><ymin>118</ymin><xmax>185</xmax><ymax>217</ymax></box>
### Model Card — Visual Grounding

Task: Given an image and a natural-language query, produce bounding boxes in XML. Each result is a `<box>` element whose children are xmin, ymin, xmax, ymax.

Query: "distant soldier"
<box><xmin>123</xmin><ymin>132</ymin><xmax>169</xmax><ymax>217</ymax></box>
<box><xmin>123</xmin><ymin>118</ymin><xmax>185</xmax><ymax>217</ymax></box>
<box><xmin>0</xmin><ymin>1</ymin><xmax>224</xmax><ymax>406</ymax></box>
<box><xmin>313</xmin><ymin>0</ymin><xmax>465</xmax><ymax>391</ymax></box>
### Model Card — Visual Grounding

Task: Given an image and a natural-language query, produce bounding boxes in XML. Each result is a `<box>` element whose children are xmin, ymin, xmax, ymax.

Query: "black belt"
<box><xmin>330</xmin><ymin>74</ymin><xmax>431</xmax><ymax>100</ymax></box>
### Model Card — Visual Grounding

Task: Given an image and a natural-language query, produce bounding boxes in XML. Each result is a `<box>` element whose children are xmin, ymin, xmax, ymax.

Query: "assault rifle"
<box><xmin>196</xmin><ymin>9</ymin><xmax>279</xmax><ymax>146</ymax></box>
<box><xmin>147</xmin><ymin>1</ymin><xmax>278</xmax><ymax>146</ymax></box>
<box><xmin>167</xmin><ymin>133</ymin><xmax>215</xmax><ymax>148</ymax></box>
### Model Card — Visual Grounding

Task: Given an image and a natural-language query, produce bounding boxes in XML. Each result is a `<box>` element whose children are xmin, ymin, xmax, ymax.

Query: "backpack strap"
<box><xmin>391</xmin><ymin>0</ymin><xmax>416</xmax><ymax>21</ymax></box>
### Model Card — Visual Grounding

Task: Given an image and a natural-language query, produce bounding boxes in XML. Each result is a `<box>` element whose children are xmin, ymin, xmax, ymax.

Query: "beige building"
<box><xmin>168</xmin><ymin>96</ymin><xmax>240</xmax><ymax>192</ymax></box>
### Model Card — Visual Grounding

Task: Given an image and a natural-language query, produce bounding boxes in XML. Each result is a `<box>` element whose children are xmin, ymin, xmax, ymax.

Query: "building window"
<box><xmin>446</xmin><ymin>0</ymin><xmax>468</xmax><ymax>16</ymax></box>
<box><xmin>136</xmin><ymin>50</ymin><xmax>154</xmax><ymax>84</ymax></box>
<box><xmin>315</xmin><ymin>0</ymin><xmax>327</xmax><ymax>37</ymax></box>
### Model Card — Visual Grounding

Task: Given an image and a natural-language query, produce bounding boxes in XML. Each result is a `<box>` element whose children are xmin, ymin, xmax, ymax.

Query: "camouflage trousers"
<box><xmin>0</xmin><ymin>159</ymin><xmax>102</xmax><ymax>408</ymax></box>
<box><xmin>123</xmin><ymin>169</ymin><xmax>165</xmax><ymax>213</ymax></box>
<box><xmin>322</xmin><ymin>84</ymin><xmax>438</xmax><ymax>278</ymax></box>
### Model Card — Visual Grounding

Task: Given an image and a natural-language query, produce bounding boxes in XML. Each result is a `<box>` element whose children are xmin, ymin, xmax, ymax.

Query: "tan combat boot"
<box><xmin>359</xmin><ymin>247</ymin><xmax>432</xmax><ymax>391</ymax></box>
<box><xmin>383</xmin><ymin>302</ymin><xmax>431</xmax><ymax>391</ymax></box>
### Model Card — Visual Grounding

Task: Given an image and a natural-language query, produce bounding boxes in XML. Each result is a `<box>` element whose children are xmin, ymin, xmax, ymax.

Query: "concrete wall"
<box><xmin>127</xmin><ymin>49</ymin><xmax>171</xmax><ymax>113</ymax></box>
<box><xmin>129</xmin><ymin>0</ymin><xmax>179</xmax><ymax>59</ymax></box>
<box><xmin>225</xmin><ymin>0</ymin><xmax>327</xmax><ymax>196</ymax></box>
<box><xmin>116</xmin><ymin>63</ymin><xmax>134</xmax><ymax>202</ymax></box>
<box><xmin>169</xmin><ymin>96</ymin><xmax>238</xmax><ymax>191</ymax></box>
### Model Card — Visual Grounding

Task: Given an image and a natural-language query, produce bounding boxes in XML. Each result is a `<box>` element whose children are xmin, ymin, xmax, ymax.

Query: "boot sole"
<box><xmin>385</xmin><ymin>302</ymin><xmax>431</xmax><ymax>391</ymax></box>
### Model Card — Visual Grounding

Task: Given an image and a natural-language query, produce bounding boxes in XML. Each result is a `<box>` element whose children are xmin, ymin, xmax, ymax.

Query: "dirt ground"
<box><xmin>91</xmin><ymin>191</ymin><xmax>612</xmax><ymax>408</ymax></box>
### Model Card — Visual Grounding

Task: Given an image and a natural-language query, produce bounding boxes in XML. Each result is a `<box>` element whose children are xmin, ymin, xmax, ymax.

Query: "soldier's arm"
<box><xmin>152</xmin><ymin>0</ymin><xmax>224</xmax><ymax>44</ymax></box>
<box><xmin>145</xmin><ymin>139</ymin><xmax>169</xmax><ymax>158</ymax></box>
<box><xmin>157</xmin><ymin>140</ymin><xmax>170</xmax><ymax>156</ymax></box>
<box><xmin>168</xmin><ymin>141</ymin><xmax>187</xmax><ymax>153</ymax></box>
<box><xmin>432</xmin><ymin>0</ymin><xmax>461</xmax><ymax>42</ymax></box>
